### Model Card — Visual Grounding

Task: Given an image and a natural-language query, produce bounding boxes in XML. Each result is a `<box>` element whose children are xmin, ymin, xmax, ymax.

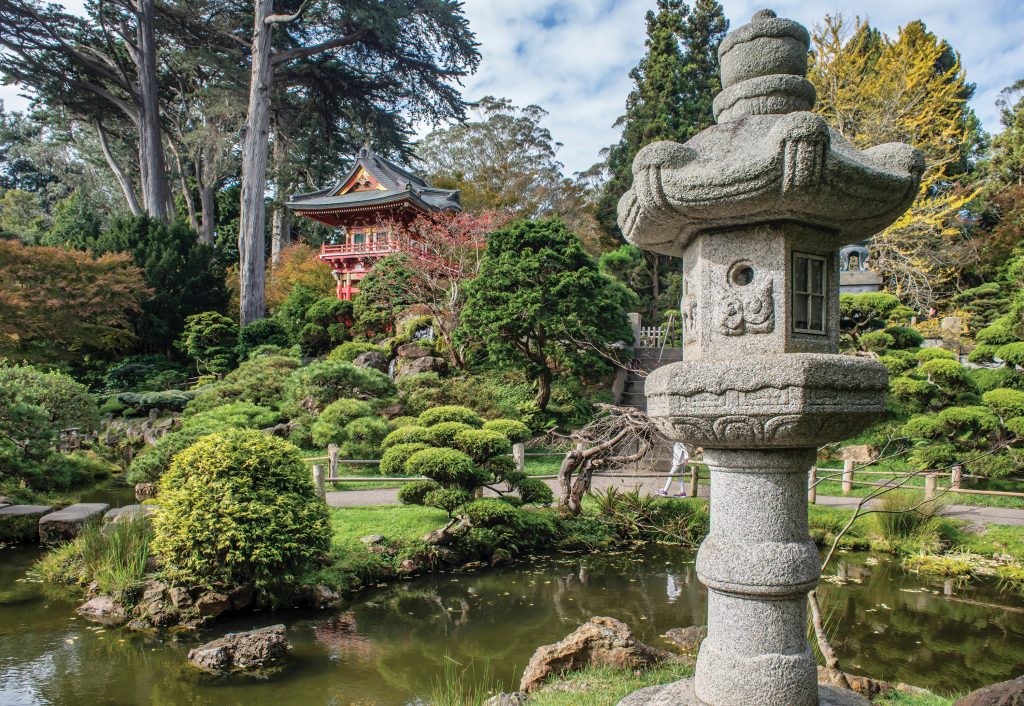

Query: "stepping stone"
<box><xmin>103</xmin><ymin>504</ymin><xmax>159</xmax><ymax>523</ymax></box>
<box><xmin>0</xmin><ymin>505</ymin><xmax>53</xmax><ymax>543</ymax></box>
<box><xmin>38</xmin><ymin>503</ymin><xmax>110</xmax><ymax>545</ymax></box>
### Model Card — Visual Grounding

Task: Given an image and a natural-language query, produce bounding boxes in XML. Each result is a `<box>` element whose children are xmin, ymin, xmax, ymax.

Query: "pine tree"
<box><xmin>990</xmin><ymin>80</ymin><xmax>1024</xmax><ymax>188</ymax></box>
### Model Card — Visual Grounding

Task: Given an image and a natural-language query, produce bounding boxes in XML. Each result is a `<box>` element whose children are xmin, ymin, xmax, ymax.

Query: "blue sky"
<box><xmin>2</xmin><ymin>1</ymin><xmax>1022</xmax><ymax>174</ymax></box>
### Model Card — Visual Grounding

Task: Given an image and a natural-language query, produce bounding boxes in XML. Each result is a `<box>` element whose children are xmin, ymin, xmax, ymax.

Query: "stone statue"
<box><xmin>616</xmin><ymin>10</ymin><xmax>923</xmax><ymax>706</ymax></box>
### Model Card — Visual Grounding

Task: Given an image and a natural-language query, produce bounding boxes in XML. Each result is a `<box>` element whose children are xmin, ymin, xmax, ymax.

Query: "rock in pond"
<box><xmin>195</xmin><ymin>591</ymin><xmax>232</xmax><ymax>618</ymax></box>
<box><xmin>954</xmin><ymin>675</ymin><xmax>1024</xmax><ymax>706</ymax></box>
<box><xmin>187</xmin><ymin>625</ymin><xmax>290</xmax><ymax>674</ymax></box>
<box><xmin>0</xmin><ymin>505</ymin><xmax>51</xmax><ymax>542</ymax></box>
<box><xmin>662</xmin><ymin>625</ymin><xmax>706</xmax><ymax>653</ymax></box>
<box><xmin>39</xmin><ymin>503</ymin><xmax>110</xmax><ymax>545</ymax></box>
<box><xmin>77</xmin><ymin>596</ymin><xmax>128</xmax><ymax>625</ymax></box>
<box><xmin>519</xmin><ymin>616</ymin><xmax>674</xmax><ymax>692</ymax></box>
<box><xmin>103</xmin><ymin>504</ymin><xmax>159</xmax><ymax>524</ymax></box>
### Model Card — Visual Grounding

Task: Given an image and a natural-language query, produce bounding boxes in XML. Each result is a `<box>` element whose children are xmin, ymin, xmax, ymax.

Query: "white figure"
<box><xmin>657</xmin><ymin>442</ymin><xmax>689</xmax><ymax>497</ymax></box>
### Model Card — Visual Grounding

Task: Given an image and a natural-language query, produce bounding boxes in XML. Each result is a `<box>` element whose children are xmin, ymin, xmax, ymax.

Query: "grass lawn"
<box><xmin>524</xmin><ymin>454</ymin><xmax>564</xmax><ymax>476</ymax></box>
<box><xmin>328</xmin><ymin>504</ymin><xmax>448</xmax><ymax>547</ymax></box>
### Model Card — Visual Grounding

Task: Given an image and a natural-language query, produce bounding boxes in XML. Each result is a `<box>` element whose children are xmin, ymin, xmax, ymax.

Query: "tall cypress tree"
<box><xmin>595</xmin><ymin>0</ymin><xmax>727</xmax><ymax>317</ymax></box>
<box><xmin>596</xmin><ymin>0</ymin><xmax>727</xmax><ymax>239</ymax></box>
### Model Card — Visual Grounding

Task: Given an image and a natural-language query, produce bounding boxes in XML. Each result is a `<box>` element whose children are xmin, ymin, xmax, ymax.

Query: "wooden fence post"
<box><xmin>328</xmin><ymin>444</ymin><xmax>339</xmax><ymax>479</ymax></box>
<box><xmin>312</xmin><ymin>464</ymin><xmax>326</xmax><ymax>499</ymax></box>
<box><xmin>808</xmin><ymin>467</ymin><xmax>817</xmax><ymax>504</ymax></box>
<box><xmin>842</xmin><ymin>459</ymin><xmax>854</xmax><ymax>495</ymax></box>
<box><xmin>951</xmin><ymin>464</ymin><xmax>963</xmax><ymax>490</ymax></box>
<box><xmin>688</xmin><ymin>464</ymin><xmax>699</xmax><ymax>498</ymax></box>
<box><xmin>513</xmin><ymin>442</ymin><xmax>525</xmax><ymax>474</ymax></box>
<box><xmin>925</xmin><ymin>473</ymin><xmax>937</xmax><ymax>501</ymax></box>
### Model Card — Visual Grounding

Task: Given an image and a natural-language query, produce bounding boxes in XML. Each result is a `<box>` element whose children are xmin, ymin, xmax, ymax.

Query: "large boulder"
<box><xmin>103</xmin><ymin>504</ymin><xmax>159</xmax><ymax>524</ymax></box>
<box><xmin>835</xmin><ymin>444</ymin><xmax>876</xmax><ymax>463</ymax></box>
<box><xmin>187</xmin><ymin>625</ymin><xmax>290</xmax><ymax>673</ymax></box>
<box><xmin>396</xmin><ymin>355</ymin><xmax>446</xmax><ymax>380</ymax></box>
<box><xmin>77</xmin><ymin>595</ymin><xmax>128</xmax><ymax>625</ymax></box>
<box><xmin>954</xmin><ymin>676</ymin><xmax>1024</xmax><ymax>706</ymax></box>
<box><xmin>519</xmin><ymin>617</ymin><xmax>673</xmax><ymax>692</ymax></box>
<box><xmin>352</xmin><ymin>350</ymin><xmax>389</xmax><ymax>373</ymax></box>
<box><xmin>396</xmin><ymin>343</ymin><xmax>430</xmax><ymax>359</ymax></box>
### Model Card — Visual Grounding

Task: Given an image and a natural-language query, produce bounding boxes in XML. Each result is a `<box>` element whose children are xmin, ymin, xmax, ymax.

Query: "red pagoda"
<box><xmin>288</xmin><ymin>145</ymin><xmax>461</xmax><ymax>300</ymax></box>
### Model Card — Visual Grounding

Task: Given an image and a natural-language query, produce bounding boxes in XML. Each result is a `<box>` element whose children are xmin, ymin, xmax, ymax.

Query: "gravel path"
<box><xmin>325</xmin><ymin>474</ymin><xmax>1024</xmax><ymax>526</ymax></box>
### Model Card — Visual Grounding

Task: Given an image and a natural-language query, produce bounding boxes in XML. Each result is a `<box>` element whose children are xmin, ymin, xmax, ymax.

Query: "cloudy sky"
<box><xmin>2</xmin><ymin>0</ymin><xmax>1022</xmax><ymax>174</ymax></box>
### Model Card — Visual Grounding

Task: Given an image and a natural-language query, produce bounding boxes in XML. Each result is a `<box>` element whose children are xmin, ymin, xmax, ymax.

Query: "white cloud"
<box><xmin>3</xmin><ymin>0</ymin><xmax>1021</xmax><ymax>174</ymax></box>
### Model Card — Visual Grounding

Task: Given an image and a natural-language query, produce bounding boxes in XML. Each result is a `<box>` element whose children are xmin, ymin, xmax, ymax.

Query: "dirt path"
<box><xmin>325</xmin><ymin>474</ymin><xmax>1024</xmax><ymax>526</ymax></box>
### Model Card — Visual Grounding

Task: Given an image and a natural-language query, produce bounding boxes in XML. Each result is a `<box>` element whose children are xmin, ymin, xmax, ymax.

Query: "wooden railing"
<box><xmin>320</xmin><ymin>239</ymin><xmax>400</xmax><ymax>258</ymax></box>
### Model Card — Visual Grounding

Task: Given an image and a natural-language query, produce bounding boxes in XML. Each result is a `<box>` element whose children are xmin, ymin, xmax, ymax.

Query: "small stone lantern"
<box><xmin>616</xmin><ymin>10</ymin><xmax>923</xmax><ymax>706</ymax></box>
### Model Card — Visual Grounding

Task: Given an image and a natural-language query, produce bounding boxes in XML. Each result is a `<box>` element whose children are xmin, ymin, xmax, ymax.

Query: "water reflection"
<box><xmin>0</xmin><ymin>545</ymin><xmax>1022</xmax><ymax>705</ymax></box>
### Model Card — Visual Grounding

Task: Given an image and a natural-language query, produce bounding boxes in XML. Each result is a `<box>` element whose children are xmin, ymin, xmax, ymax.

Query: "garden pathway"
<box><xmin>325</xmin><ymin>475</ymin><xmax>1024</xmax><ymax>526</ymax></box>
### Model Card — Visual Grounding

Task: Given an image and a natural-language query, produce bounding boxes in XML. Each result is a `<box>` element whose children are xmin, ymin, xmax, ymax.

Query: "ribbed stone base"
<box><xmin>616</xmin><ymin>679</ymin><xmax>870</xmax><ymax>706</ymax></box>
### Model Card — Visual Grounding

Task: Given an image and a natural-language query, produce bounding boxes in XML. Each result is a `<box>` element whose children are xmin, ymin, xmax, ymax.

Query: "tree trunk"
<box><xmin>270</xmin><ymin>131</ymin><xmax>291</xmax><ymax>266</ymax></box>
<box><xmin>535</xmin><ymin>366</ymin><xmax>552</xmax><ymax>410</ymax></box>
<box><xmin>237</xmin><ymin>0</ymin><xmax>275</xmax><ymax>324</ymax></box>
<box><xmin>198</xmin><ymin>183</ymin><xmax>216</xmax><ymax>245</ymax></box>
<box><xmin>134</xmin><ymin>0</ymin><xmax>173</xmax><ymax>222</ymax></box>
<box><xmin>95</xmin><ymin>122</ymin><xmax>143</xmax><ymax>217</ymax></box>
<box><xmin>170</xmin><ymin>142</ymin><xmax>200</xmax><ymax>232</ymax></box>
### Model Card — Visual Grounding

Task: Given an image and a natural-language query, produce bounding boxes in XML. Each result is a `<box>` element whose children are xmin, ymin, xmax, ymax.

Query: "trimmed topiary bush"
<box><xmin>427</xmin><ymin>421</ymin><xmax>474</xmax><ymax>447</ymax></box>
<box><xmin>310</xmin><ymin>398</ymin><xmax>376</xmax><ymax>447</ymax></box>
<box><xmin>381</xmin><ymin>425</ymin><xmax>432</xmax><ymax>449</ymax></box>
<box><xmin>482</xmin><ymin>419</ymin><xmax>531</xmax><ymax>444</ymax></box>
<box><xmin>406</xmin><ymin>447</ymin><xmax>479</xmax><ymax>487</ymax></box>
<box><xmin>1006</xmin><ymin>417</ymin><xmax>1024</xmax><ymax>438</ymax></box>
<box><xmin>283</xmin><ymin>359</ymin><xmax>393</xmax><ymax>414</ymax></box>
<box><xmin>919</xmin><ymin>358</ymin><xmax>973</xmax><ymax>388</ymax></box>
<box><xmin>889</xmin><ymin>376</ymin><xmax>936</xmax><ymax>413</ymax></box>
<box><xmin>916</xmin><ymin>347</ymin><xmax>956</xmax><ymax>362</ymax></box>
<box><xmin>151</xmin><ymin>429</ymin><xmax>329</xmax><ymax>599</ymax></box>
<box><xmin>969</xmin><ymin>367</ymin><xmax>1024</xmax><ymax>392</ymax></box>
<box><xmin>996</xmin><ymin>342</ymin><xmax>1024</xmax><ymax>368</ymax></box>
<box><xmin>185</xmin><ymin>355</ymin><xmax>300</xmax><ymax>415</ymax></box>
<box><xmin>388</xmin><ymin>416</ymin><xmax>419</xmax><ymax>430</ymax></box>
<box><xmin>983</xmin><ymin>388</ymin><xmax>1024</xmax><ymax>420</ymax></box>
<box><xmin>518</xmin><ymin>478</ymin><xmax>554</xmax><ymax>505</ymax></box>
<box><xmin>424</xmin><ymin>487</ymin><xmax>472</xmax><ymax>517</ymax></box>
<box><xmin>453</xmin><ymin>429</ymin><xmax>512</xmax><ymax>463</ymax></box>
<box><xmin>379</xmin><ymin>442</ymin><xmax>431</xmax><ymax>475</ymax></box>
<box><xmin>884</xmin><ymin>326</ymin><xmax>924</xmax><ymax>350</ymax></box>
<box><xmin>328</xmin><ymin>341</ymin><xmax>388</xmax><ymax>363</ymax></box>
<box><xmin>397</xmin><ymin>479</ymin><xmax>442</xmax><ymax>505</ymax></box>
<box><xmin>237</xmin><ymin>318</ymin><xmax>290</xmax><ymax>360</ymax></box>
<box><xmin>859</xmin><ymin>331</ymin><xmax>894</xmax><ymax>352</ymax></box>
<box><xmin>418</xmin><ymin>405</ymin><xmax>483</xmax><ymax>428</ymax></box>
<box><xmin>339</xmin><ymin>416</ymin><xmax>389</xmax><ymax>459</ymax></box>
<box><xmin>462</xmin><ymin>498</ymin><xmax>518</xmax><ymax>527</ymax></box>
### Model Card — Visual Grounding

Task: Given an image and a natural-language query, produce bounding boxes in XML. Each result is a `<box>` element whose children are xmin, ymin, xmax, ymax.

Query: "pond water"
<box><xmin>1</xmin><ymin>544</ymin><xmax>1023</xmax><ymax>706</ymax></box>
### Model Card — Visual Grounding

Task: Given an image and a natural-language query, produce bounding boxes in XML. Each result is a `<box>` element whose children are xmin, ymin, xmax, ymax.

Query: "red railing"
<box><xmin>320</xmin><ymin>239</ymin><xmax>400</xmax><ymax>258</ymax></box>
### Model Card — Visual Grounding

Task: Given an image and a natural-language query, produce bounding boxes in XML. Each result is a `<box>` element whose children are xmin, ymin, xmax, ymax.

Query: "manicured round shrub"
<box><xmin>382</xmin><ymin>425</ymin><xmax>433</xmax><ymax>449</ymax></box>
<box><xmin>424</xmin><ymin>487</ymin><xmax>472</xmax><ymax>516</ymax></box>
<box><xmin>518</xmin><ymin>478</ymin><xmax>554</xmax><ymax>505</ymax></box>
<box><xmin>889</xmin><ymin>376</ymin><xmax>936</xmax><ymax>413</ymax></box>
<box><xmin>406</xmin><ymin>447</ymin><xmax>478</xmax><ymax>487</ymax></box>
<box><xmin>328</xmin><ymin>341</ymin><xmax>388</xmax><ymax>363</ymax></box>
<box><xmin>878</xmin><ymin>354</ymin><xmax>915</xmax><ymax>376</ymax></box>
<box><xmin>380</xmin><ymin>442</ymin><xmax>431</xmax><ymax>475</ymax></box>
<box><xmin>983</xmin><ymin>388</ymin><xmax>1024</xmax><ymax>420</ymax></box>
<box><xmin>427</xmin><ymin>421</ymin><xmax>474</xmax><ymax>447</ymax></box>
<box><xmin>310</xmin><ymin>398</ymin><xmax>376</xmax><ymax>447</ymax></box>
<box><xmin>935</xmin><ymin>406</ymin><xmax>1001</xmax><ymax>437</ymax></box>
<box><xmin>916</xmin><ymin>348</ymin><xmax>956</xmax><ymax>362</ymax></box>
<box><xmin>397</xmin><ymin>479</ymin><xmax>442</xmax><ymax>505</ymax></box>
<box><xmin>482</xmin><ymin>419</ymin><xmax>531</xmax><ymax>444</ymax></box>
<box><xmin>919</xmin><ymin>359</ymin><xmax>972</xmax><ymax>388</ymax></box>
<box><xmin>977</xmin><ymin>318</ymin><xmax>1017</xmax><ymax>345</ymax></box>
<box><xmin>1005</xmin><ymin>417</ymin><xmax>1024</xmax><ymax>438</ymax></box>
<box><xmin>151</xmin><ymin>429</ymin><xmax>329</xmax><ymax>597</ymax></box>
<box><xmin>283</xmin><ymin>360</ymin><xmax>394</xmax><ymax>413</ymax></box>
<box><xmin>185</xmin><ymin>355</ymin><xmax>300</xmax><ymax>414</ymax></box>
<box><xmin>902</xmin><ymin>415</ymin><xmax>939</xmax><ymax>438</ymax></box>
<box><xmin>970</xmin><ymin>452</ymin><xmax>1018</xmax><ymax>478</ymax></box>
<box><xmin>859</xmin><ymin>331</ymin><xmax>894</xmax><ymax>352</ymax></box>
<box><xmin>462</xmin><ymin>498</ymin><xmax>518</xmax><ymax>527</ymax></box>
<box><xmin>418</xmin><ymin>405</ymin><xmax>483</xmax><ymax>428</ymax></box>
<box><xmin>884</xmin><ymin>326</ymin><xmax>924</xmax><ymax>350</ymax></box>
<box><xmin>453</xmin><ymin>429</ymin><xmax>512</xmax><ymax>463</ymax></box>
<box><xmin>0</xmin><ymin>363</ymin><xmax>100</xmax><ymax>434</ymax></box>
<box><xmin>968</xmin><ymin>344</ymin><xmax>1001</xmax><ymax>365</ymax></box>
<box><xmin>237</xmin><ymin>318</ymin><xmax>289</xmax><ymax>359</ymax></box>
<box><xmin>970</xmin><ymin>367</ymin><xmax>1024</xmax><ymax>393</ymax></box>
<box><xmin>996</xmin><ymin>342</ymin><xmax>1024</xmax><ymax>368</ymax></box>
<box><xmin>908</xmin><ymin>441</ymin><xmax>957</xmax><ymax>471</ymax></box>
<box><xmin>339</xmin><ymin>416</ymin><xmax>389</xmax><ymax>459</ymax></box>
<box><xmin>118</xmin><ymin>390</ymin><xmax>194</xmax><ymax>414</ymax></box>
<box><xmin>388</xmin><ymin>416</ymin><xmax>420</xmax><ymax>430</ymax></box>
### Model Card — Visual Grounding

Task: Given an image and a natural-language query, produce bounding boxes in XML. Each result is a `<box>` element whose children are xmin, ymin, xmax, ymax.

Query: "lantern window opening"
<box><xmin>792</xmin><ymin>252</ymin><xmax>827</xmax><ymax>335</ymax></box>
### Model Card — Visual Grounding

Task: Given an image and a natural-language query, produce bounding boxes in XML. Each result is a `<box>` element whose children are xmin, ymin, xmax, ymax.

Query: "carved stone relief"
<box><xmin>718</xmin><ymin>263</ymin><xmax>775</xmax><ymax>336</ymax></box>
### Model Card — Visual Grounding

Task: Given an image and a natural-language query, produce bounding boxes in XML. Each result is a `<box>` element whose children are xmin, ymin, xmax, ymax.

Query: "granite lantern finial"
<box><xmin>616</xmin><ymin>9</ymin><xmax>923</xmax><ymax>706</ymax></box>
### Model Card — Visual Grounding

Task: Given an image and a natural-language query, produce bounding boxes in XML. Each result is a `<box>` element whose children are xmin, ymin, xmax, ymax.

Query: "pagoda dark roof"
<box><xmin>287</xmin><ymin>145</ymin><xmax>460</xmax><ymax>213</ymax></box>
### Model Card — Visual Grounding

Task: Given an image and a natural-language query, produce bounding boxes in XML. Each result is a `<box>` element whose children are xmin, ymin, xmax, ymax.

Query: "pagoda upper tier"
<box><xmin>288</xmin><ymin>145</ymin><xmax>461</xmax><ymax>227</ymax></box>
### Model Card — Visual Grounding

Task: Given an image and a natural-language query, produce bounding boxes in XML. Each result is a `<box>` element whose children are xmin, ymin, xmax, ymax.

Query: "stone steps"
<box><xmin>0</xmin><ymin>503</ymin><xmax>114</xmax><ymax>544</ymax></box>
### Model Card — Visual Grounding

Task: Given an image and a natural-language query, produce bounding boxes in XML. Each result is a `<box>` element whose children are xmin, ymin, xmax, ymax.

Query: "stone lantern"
<box><xmin>616</xmin><ymin>9</ymin><xmax>923</xmax><ymax>706</ymax></box>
